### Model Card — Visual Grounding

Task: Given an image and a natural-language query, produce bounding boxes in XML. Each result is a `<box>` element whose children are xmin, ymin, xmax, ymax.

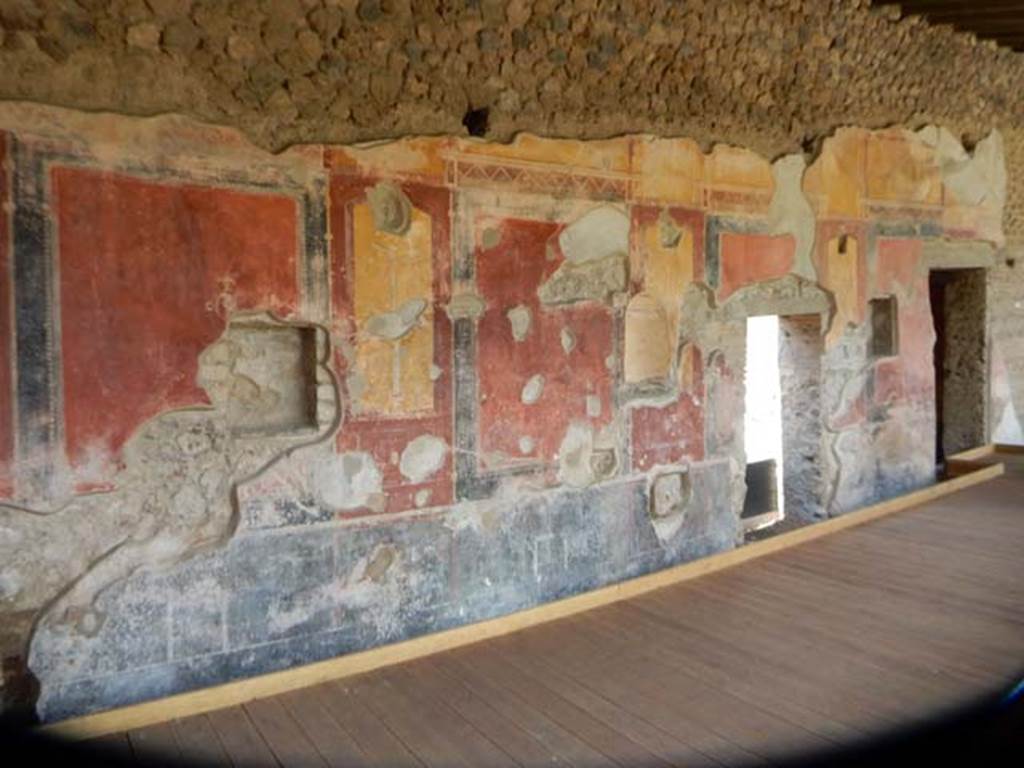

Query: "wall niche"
<box><xmin>199</xmin><ymin>320</ymin><xmax>320</xmax><ymax>436</ymax></box>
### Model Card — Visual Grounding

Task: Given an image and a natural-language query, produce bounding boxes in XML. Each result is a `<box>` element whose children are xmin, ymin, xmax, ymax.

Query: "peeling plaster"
<box><xmin>1</xmin><ymin>314</ymin><xmax>342</xmax><ymax>642</ymax></box>
<box><xmin>767</xmin><ymin>154</ymin><xmax>817</xmax><ymax>280</ymax></box>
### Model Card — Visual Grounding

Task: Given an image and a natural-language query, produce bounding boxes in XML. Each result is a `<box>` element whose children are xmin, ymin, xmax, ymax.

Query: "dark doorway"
<box><xmin>929</xmin><ymin>269</ymin><xmax>987</xmax><ymax>466</ymax></box>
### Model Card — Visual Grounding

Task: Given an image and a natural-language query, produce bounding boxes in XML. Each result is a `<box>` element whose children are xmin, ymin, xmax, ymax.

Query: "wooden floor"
<box><xmin>95</xmin><ymin>455</ymin><xmax>1024</xmax><ymax>767</ymax></box>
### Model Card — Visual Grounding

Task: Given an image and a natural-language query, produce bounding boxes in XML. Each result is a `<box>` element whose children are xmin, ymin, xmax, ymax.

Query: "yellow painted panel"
<box><xmin>642</xmin><ymin>218</ymin><xmax>694</xmax><ymax>354</ymax></box>
<box><xmin>706</xmin><ymin>145</ymin><xmax>773</xmax><ymax>191</ymax></box>
<box><xmin>352</xmin><ymin>202</ymin><xmax>434</xmax><ymax>416</ymax></box>
<box><xmin>804</xmin><ymin>128</ymin><xmax>865</xmax><ymax>219</ymax></box>
<box><xmin>632</xmin><ymin>138</ymin><xmax>703</xmax><ymax>206</ymax></box>
<box><xmin>336</xmin><ymin>137</ymin><xmax>448</xmax><ymax>180</ymax></box>
<box><xmin>865</xmin><ymin>131</ymin><xmax>942</xmax><ymax>205</ymax></box>
<box><xmin>824</xmin><ymin>235</ymin><xmax>861</xmax><ymax>348</ymax></box>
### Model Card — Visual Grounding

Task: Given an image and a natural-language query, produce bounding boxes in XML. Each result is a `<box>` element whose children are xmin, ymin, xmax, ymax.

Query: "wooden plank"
<box><xmin>456</xmin><ymin>645</ymin><xmax>674</xmax><ymax>767</ymax></box>
<box><xmin>432</xmin><ymin>652</ymin><xmax>621</xmax><ymax>767</ymax></box>
<box><xmin>170</xmin><ymin>714</ymin><xmax>231</xmax><ymax>767</ymax></box>
<box><xmin>498</xmin><ymin>615</ymin><xmax>773</xmax><ymax>767</ymax></box>
<box><xmin>600</xmin><ymin>599</ymin><xmax>906</xmax><ymax>733</ymax></box>
<box><xmin>722</xmin><ymin>553</ymin><xmax>1024</xmax><ymax>663</ymax></box>
<box><xmin>127</xmin><ymin>721</ymin><xmax>182</xmax><ymax>765</ymax></box>
<box><xmin>277</xmin><ymin>688</ymin><xmax>367</xmax><ymax>767</ymax></box>
<box><xmin>40</xmin><ymin>463</ymin><xmax>1003</xmax><ymax>742</ymax></box>
<box><xmin>245</xmin><ymin>696</ymin><xmax>328</xmax><ymax>767</ymax></box>
<box><xmin>206</xmin><ymin>705</ymin><xmax>280</xmax><ymax>768</ymax></box>
<box><xmin>86</xmin><ymin>732</ymin><xmax>135</xmax><ymax>764</ymax></box>
<box><xmin>344</xmin><ymin>666</ymin><xmax>518</xmax><ymax>768</ymax></box>
<box><xmin>405</xmin><ymin>657</ymin><xmax>565</xmax><ymax>767</ymax></box>
<box><xmin>685</xmin><ymin>569</ymin><xmax>999</xmax><ymax>696</ymax></box>
<box><xmin>994</xmin><ymin>443</ymin><xmax>1024</xmax><ymax>454</ymax></box>
<box><xmin>570</xmin><ymin>607</ymin><xmax>876</xmax><ymax>757</ymax></box>
<box><xmin>507</xmin><ymin>608</ymin><xmax>866</xmax><ymax>749</ymax></box>
<box><xmin>492</xmin><ymin>630</ymin><xmax>797</xmax><ymax>766</ymax></box>
<box><xmin>316</xmin><ymin>680</ymin><xmax>423</xmax><ymax>768</ymax></box>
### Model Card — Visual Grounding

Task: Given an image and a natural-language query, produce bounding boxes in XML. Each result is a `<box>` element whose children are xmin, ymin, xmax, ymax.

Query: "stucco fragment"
<box><xmin>722</xmin><ymin>274</ymin><xmax>834</xmax><ymax>329</ymax></box>
<box><xmin>537</xmin><ymin>254</ymin><xmax>627</xmax><ymax>306</ymax></box>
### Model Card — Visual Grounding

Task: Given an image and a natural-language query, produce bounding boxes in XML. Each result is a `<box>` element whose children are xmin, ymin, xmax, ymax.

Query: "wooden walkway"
<box><xmin>95</xmin><ymin>455</ymin><xmax>1024</xmax><ymax>767</ymax></box>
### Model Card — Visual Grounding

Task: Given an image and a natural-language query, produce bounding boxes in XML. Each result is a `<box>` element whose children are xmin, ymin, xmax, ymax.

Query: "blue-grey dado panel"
<box><xmin>30</xmin><ymin>458</ymin><xmax>735</xmax><ymax>721</ymax></box>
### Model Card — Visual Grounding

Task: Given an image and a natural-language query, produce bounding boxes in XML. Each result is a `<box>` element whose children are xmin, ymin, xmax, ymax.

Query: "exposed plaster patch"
<box><xmin>445</xmin><ymin>292</ymin><xmax>486</xmax><ymax>320</ymax></box>
<box><xmin>766</xmin><ymin>154</ymin><xmax>817</xmax><ymax>280</ymax></box>
<box><xmin>521</xmin><ymin>374</ymin><xmax>545</xmax><ymax>405</ymax></box>
<box><xmin>556</xmin><ymin>421</ymin><xmax>620</xmax><ymax>488</ymax></box>
<box><xmin>538</xmin><ymin>254</ymin><xmax>627</xmax><ymax>306</ymax></box>
<box><xmin>366</xmin><ymin>181</ymin><xmax>412</xmax><ymax>235</ymax></box>
<box><xmin>506</xmin><ymin>304</ymin><xmax>532</xmax><ymax>342</ymax></box>
<box><xmin>558</xmin><ymin>206</ymin><xmax>630</xmax><ymax>264</ymax></box>
<box><xmin>399</xmin><ymin>435</ymin><xmax>448</xmax><ymax>483</ymax></box>
<box><xmin>3</xmin><ymin>315</ymin><xmax>342</xmax><ymax>648</ymax></box>
<box><xmin>659</xmin><ymin>210</ymin><xmax>682</xmax><ymax>248</ymax></box>
<box><xmin>561</xmin><ymin>327</ymin><xmax>576</xmax><ymax>354</ymax></box>
<box><xmin>364</xmin><ymin>297</ymin><xmax>428</xmax><ymax>340</ymax></box>
<box><xmin>920</xmin><ymin>239</ymin><xmax>997</xmax><ymax>270</ymax></box>
<box><xmin>313</xmin><ymin>451</ymin><xmax>382</xmax><ymax>510</ymax></box>
<box><xmin>722</xmin><ymin>274</ymin><xmax>834</xmax><ymax>331</ymax></box>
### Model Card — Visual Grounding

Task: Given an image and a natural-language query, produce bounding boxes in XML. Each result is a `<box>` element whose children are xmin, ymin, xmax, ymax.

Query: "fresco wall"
<box><xmin>0</xmin><ymin>103</ymin><xmax>1005</xmax><ymax>721</ymax></box>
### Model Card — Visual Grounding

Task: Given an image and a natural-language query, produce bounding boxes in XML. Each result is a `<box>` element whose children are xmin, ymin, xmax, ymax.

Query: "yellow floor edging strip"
<box><xmin>947</xmin><ymin>443</ymin><xmax>997</xmax><ymax>462</ymax></box>
<box><xmin>39</xmin><ymin>462</ymin><xmax>1005</xmax><ymax>741</ymax></box>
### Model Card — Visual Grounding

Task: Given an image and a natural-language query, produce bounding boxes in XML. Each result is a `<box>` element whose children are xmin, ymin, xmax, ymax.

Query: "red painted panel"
<box><xmin>874</xmin><ymin>238</ymin><xmax>932</xmax><ymax>405</ymax></box>
<box><xmin>54</xmin><ymin>167</ymin><xmax>300</xmax><ymax>478</ymax></box>
<box><xmin>874</xmin><ymin>238</ymin><xmax>921</xmax><ymax>296</ymax></box>
<box><xmin>630</xmin><ymin>345</ymin><xmax>705</xmax><ymax>471</ymax></box>
<box><xmin>330</xmin><ymin>177</ymin><xmax>453</xmax><ymax>515</ymax></box>
<box><xmin>476</xmin><ymin>217</ymin><xmax>614</xmax><ymax>473</ymax></box>
<box><xmin>0</xmin><ymin>133</ymin><xmax>11</xmax><ymax>498</ymax></box>
<box><xmin>718</xmin><ymin>232</ymin><xmax>794</xmax><ymax>300</ymax></box>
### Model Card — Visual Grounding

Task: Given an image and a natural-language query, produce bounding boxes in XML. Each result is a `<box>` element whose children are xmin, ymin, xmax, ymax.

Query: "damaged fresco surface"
<box><xmin>0</xmin><ymin>103</ymin><xmax>1007</xmax><ymax>721</ymax></box>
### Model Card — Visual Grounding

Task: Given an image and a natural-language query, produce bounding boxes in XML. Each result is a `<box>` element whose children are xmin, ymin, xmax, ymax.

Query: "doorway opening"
<box><xmin>743</xmin><ymin>314</ymin><xmax>824</xmax><ymax>535</ymax></box>
<box><xmin>929</xmin><ymin>268</ymin><xmax>987</xmax><ymax>466</ymax></box>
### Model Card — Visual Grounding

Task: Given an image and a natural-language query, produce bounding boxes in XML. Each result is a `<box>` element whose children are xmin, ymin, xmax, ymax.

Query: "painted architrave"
<box><xmin>8</xmin><ymin>133</ymin><xmax>326</xmax><ymax>502</ymax></box>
